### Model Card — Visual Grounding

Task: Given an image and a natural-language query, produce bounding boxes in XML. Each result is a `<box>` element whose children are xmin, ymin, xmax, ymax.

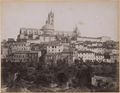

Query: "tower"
<box><xmin>46</xmin><ymin>11</ymin><xmax>54</xmax><ymax>27</ymax></box>
<box><xmin>71</xmin><ymin>26</ymin><xmax>81</xmax><ymax>40</ymax></box>
<box><xmin>41</xmin><ymin>11</ymin><xmax>54</xmax><ymax>33</ymax></box>
<box><xmin>73</xmin><ymin>26</ymin><xmax>81</xmax><ymax>36</ymax></box>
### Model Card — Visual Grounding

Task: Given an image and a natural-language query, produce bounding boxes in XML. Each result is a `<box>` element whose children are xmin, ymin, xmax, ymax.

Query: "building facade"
<box><xmin>10</xmin><ymin>42</ymin><xmax>31</xmax><ymax>53</ymax></box>
<box><xmin>7</xmin><ymin>51</ymin><xmax>39</xmax><ymax>63</ymax></box>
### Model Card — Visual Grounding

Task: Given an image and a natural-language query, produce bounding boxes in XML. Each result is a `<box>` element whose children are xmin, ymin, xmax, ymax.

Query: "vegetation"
<box><xmin>1</xmin><ymin>58</ymin><xmax>118</xmax><ymax>92</ymax></box>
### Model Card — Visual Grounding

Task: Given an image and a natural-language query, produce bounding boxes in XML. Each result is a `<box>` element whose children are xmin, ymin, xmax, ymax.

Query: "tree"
<box><xmin>57</xmin><ymin>72</ymin><xmax>68</xmax><ymax>86</ymax></box>
<box><xmin>75</xmin><ymin>65</ymin><xmax>92</xmax><ymax>88</ymax></box>
<box><xmin>74</xmin><ymin>59</ymin><xmax>79</xmax><ymax>66</ymax></box>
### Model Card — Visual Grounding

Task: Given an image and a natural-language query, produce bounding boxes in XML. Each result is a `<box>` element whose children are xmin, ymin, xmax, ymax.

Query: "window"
<box><xmin>52</xmin><ymin>46</ymin><xmax>54</xmax><ymax>48</ymax></box>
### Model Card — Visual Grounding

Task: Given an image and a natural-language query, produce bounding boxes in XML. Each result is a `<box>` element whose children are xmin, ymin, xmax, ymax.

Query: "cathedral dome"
<box><xmin>41</xmin><ymin>24</ymin><xmax>54</xmax><ymax>30</ymax></box>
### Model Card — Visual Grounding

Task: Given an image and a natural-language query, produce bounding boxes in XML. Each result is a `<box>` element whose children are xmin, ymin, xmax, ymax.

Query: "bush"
<box><xmin>57</xmin><ymin>72</ymin><xmax>68</xmax><ymax>86</ymax></box>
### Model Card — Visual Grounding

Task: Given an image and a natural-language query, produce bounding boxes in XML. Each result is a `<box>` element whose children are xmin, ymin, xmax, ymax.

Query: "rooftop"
<box><xmin>13</xmin><ymin>51</ymin><xmax>38</xmax><ymax>54</ymax></box>
<box><xmin>77</xmin><ymin>50</ymin><xmax>94</xmax><ymax>53</ymax></box>
<box><xmin>78</xmin><ymin>36</ymin><xmax>101</xmax><ymax>39</ymax></box>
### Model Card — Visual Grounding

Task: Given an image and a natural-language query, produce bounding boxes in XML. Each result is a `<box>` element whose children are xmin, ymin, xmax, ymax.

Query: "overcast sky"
<box><xmin>2</xmin><ymin>0</ymin><xmax>118</xmax><ymax>40</ymax></box>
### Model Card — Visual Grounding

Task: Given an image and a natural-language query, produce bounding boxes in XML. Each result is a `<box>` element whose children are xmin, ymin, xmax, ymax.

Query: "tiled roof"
<box><xmin>87</xmin><ymin>46</ymin><xmax>104</xmax><ymax>48</ymax></box>
<box><xmin>30</xmin><ymin>43</ymin><xmax>47</xmax><ymax>49</ymax></box>
<box><xmin>39</xmin><ymin>34</ymin><xmax>55</xmax><ymax>37</ymax></box>
<box><xmin>62</xmin><ymin>48</ymin><xmax>73</xmax><ymax>53</ymax></box>
<box><xmin>78</xmin><ymin>50</ymin><xmax>94</xmax><ymax>53</ymax></box>
<box><xmin>47</xmin><ymin>41</ymin><xmax>62</xmax><ymax>46</ymax></box>
<box><xmin>13</xmin><ymin>51</ymin><xmax>38</xmax><ymax>54</ymax></box>
<box><xmin>78</xmin><ymin>36</ymin><xmax>101</xmax><ymax>39</ymax></box>
<box><xmin>95</xmin><ymin>53</ymin><xmax>104</xmax><ymax>56</ymax></box>
<box><xmin>11</xmin><ymin>41</ymin><xmax>28</xmax><ymax>45</ymax></box>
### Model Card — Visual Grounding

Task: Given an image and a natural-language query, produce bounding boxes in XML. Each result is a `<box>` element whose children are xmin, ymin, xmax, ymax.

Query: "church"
<box><xmin>17</xmin><ymin>11</ymin><xmax>110</xmax><ymax>43</ymax></box>
<box><xmin>17</xmin><ymin>11</ymin><xmax>55</xmax><ymax>43</ymax></box>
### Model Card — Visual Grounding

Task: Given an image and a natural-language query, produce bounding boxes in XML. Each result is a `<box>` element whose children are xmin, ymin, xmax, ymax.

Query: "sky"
<box><xmin>1</xmin><ymin>0</ymin><xmax>118</xmax><ymax>40</ymax></box>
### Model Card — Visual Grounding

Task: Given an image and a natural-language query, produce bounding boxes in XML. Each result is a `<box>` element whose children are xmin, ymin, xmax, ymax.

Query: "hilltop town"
<box><xmin>1</xmin><ymin>11</ymin><xmax>119</xmax><ymax>92</ymax></box>
<box><xmin>1</xmin><ymin>11</ymin><xmax>119</xmax><ymax>63</ymax></box>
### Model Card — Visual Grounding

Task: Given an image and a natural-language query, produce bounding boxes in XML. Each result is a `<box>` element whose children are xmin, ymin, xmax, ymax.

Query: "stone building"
<box><xmin>7</xmin><ymin>51</ymin><xmax>40</xmax><ymax>63</ymax></box>
<box><xmin>10</xmin><ymin>42</ymin><xmax>31</xmax><ymax>53</ymax></box>
<box><xmin>76</xmin><ymin>50</ymin><xmax>95</xmax><ymax>62</ymax></box>
<box><xmin>47</xmin><ymin>42</ymin><xmax>64</xmax><ymax>54</ymax></box>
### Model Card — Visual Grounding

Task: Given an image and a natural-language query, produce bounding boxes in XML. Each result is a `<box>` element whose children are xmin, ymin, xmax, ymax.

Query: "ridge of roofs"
<box><xmin>77</xmin><ymin>50</ymin><xmax>94</xmax><ymax>53</ymax></box>
<box><xmin>13</xmin><ymin>51</ymin><xmax>38</xmax><ymax>53</ymax></box>
<box><xmin>78</xmin><ymin>36</ymin><xmax>101</xmax><ymax>39</ymax></box>
<box><xmin>20</xmin><ymin>27</ymin><xmax>40</xmax><ymax>30</ymax></box>
<box><xmin>95</xmin><ymin>53</ymin><xmax>104</xmax><ymax>56</ymax></box>
<box><xmin>87</xmin><ymin>46</ymin><xmax>104</xmax><ymax>48</ymax></box>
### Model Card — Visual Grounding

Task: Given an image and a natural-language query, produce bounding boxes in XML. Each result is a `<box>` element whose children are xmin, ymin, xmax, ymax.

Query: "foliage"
<box><xmin>1</xmin><ymin>59</ymin><xmax>118</xmax><ymax>92</ymax></box>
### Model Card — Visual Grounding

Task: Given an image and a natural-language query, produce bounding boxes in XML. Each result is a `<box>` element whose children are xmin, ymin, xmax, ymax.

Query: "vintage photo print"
<box><xmin>1</xmin><ymin>0</ymin><xmax>119</xmax><ymax>92</ymax></box>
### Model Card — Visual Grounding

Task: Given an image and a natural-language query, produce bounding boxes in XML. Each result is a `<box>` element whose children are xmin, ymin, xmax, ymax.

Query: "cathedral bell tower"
<box><xmin>41</xmin><ymin>11</ymin><xmax>54</xmax><ymax>34</ymax></box>
<box><xmin>46</xmin><ymin>11</ymin><xmax>54</xmax><ymax>27</ymax></box>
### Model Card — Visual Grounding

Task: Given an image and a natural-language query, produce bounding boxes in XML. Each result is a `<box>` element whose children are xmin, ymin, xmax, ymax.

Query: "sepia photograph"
<box><xmin>1</xmin><ymin>0</ymin><xmax>119</xmax><ymax>92</ymax></box>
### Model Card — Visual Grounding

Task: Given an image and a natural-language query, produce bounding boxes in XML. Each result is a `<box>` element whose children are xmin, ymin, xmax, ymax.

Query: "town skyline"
<box><xmin>1</xmin><ymin>1</ymin><xmax>119</xmax><ymax>92</ymax></box>
<box><xmin>2</xmin><ymin>1</ymin><xmax>118</xmax><ymax>41</ymax></box>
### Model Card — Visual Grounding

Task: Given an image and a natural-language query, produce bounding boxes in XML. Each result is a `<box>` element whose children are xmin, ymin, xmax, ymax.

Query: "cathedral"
<box><xmin>17</xmin><ymin>11</ymin><xmax>55</xmax><ymax>42</ymax></box>
<box><xmin>17</xmin><ymin>11</ymin><xmax>79</xmax><ymax>43</ymax></box>
<box><xmin>17</xmin><ymin>11</ymin><xmax>110</xmax><ymax>43</ymax></box>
